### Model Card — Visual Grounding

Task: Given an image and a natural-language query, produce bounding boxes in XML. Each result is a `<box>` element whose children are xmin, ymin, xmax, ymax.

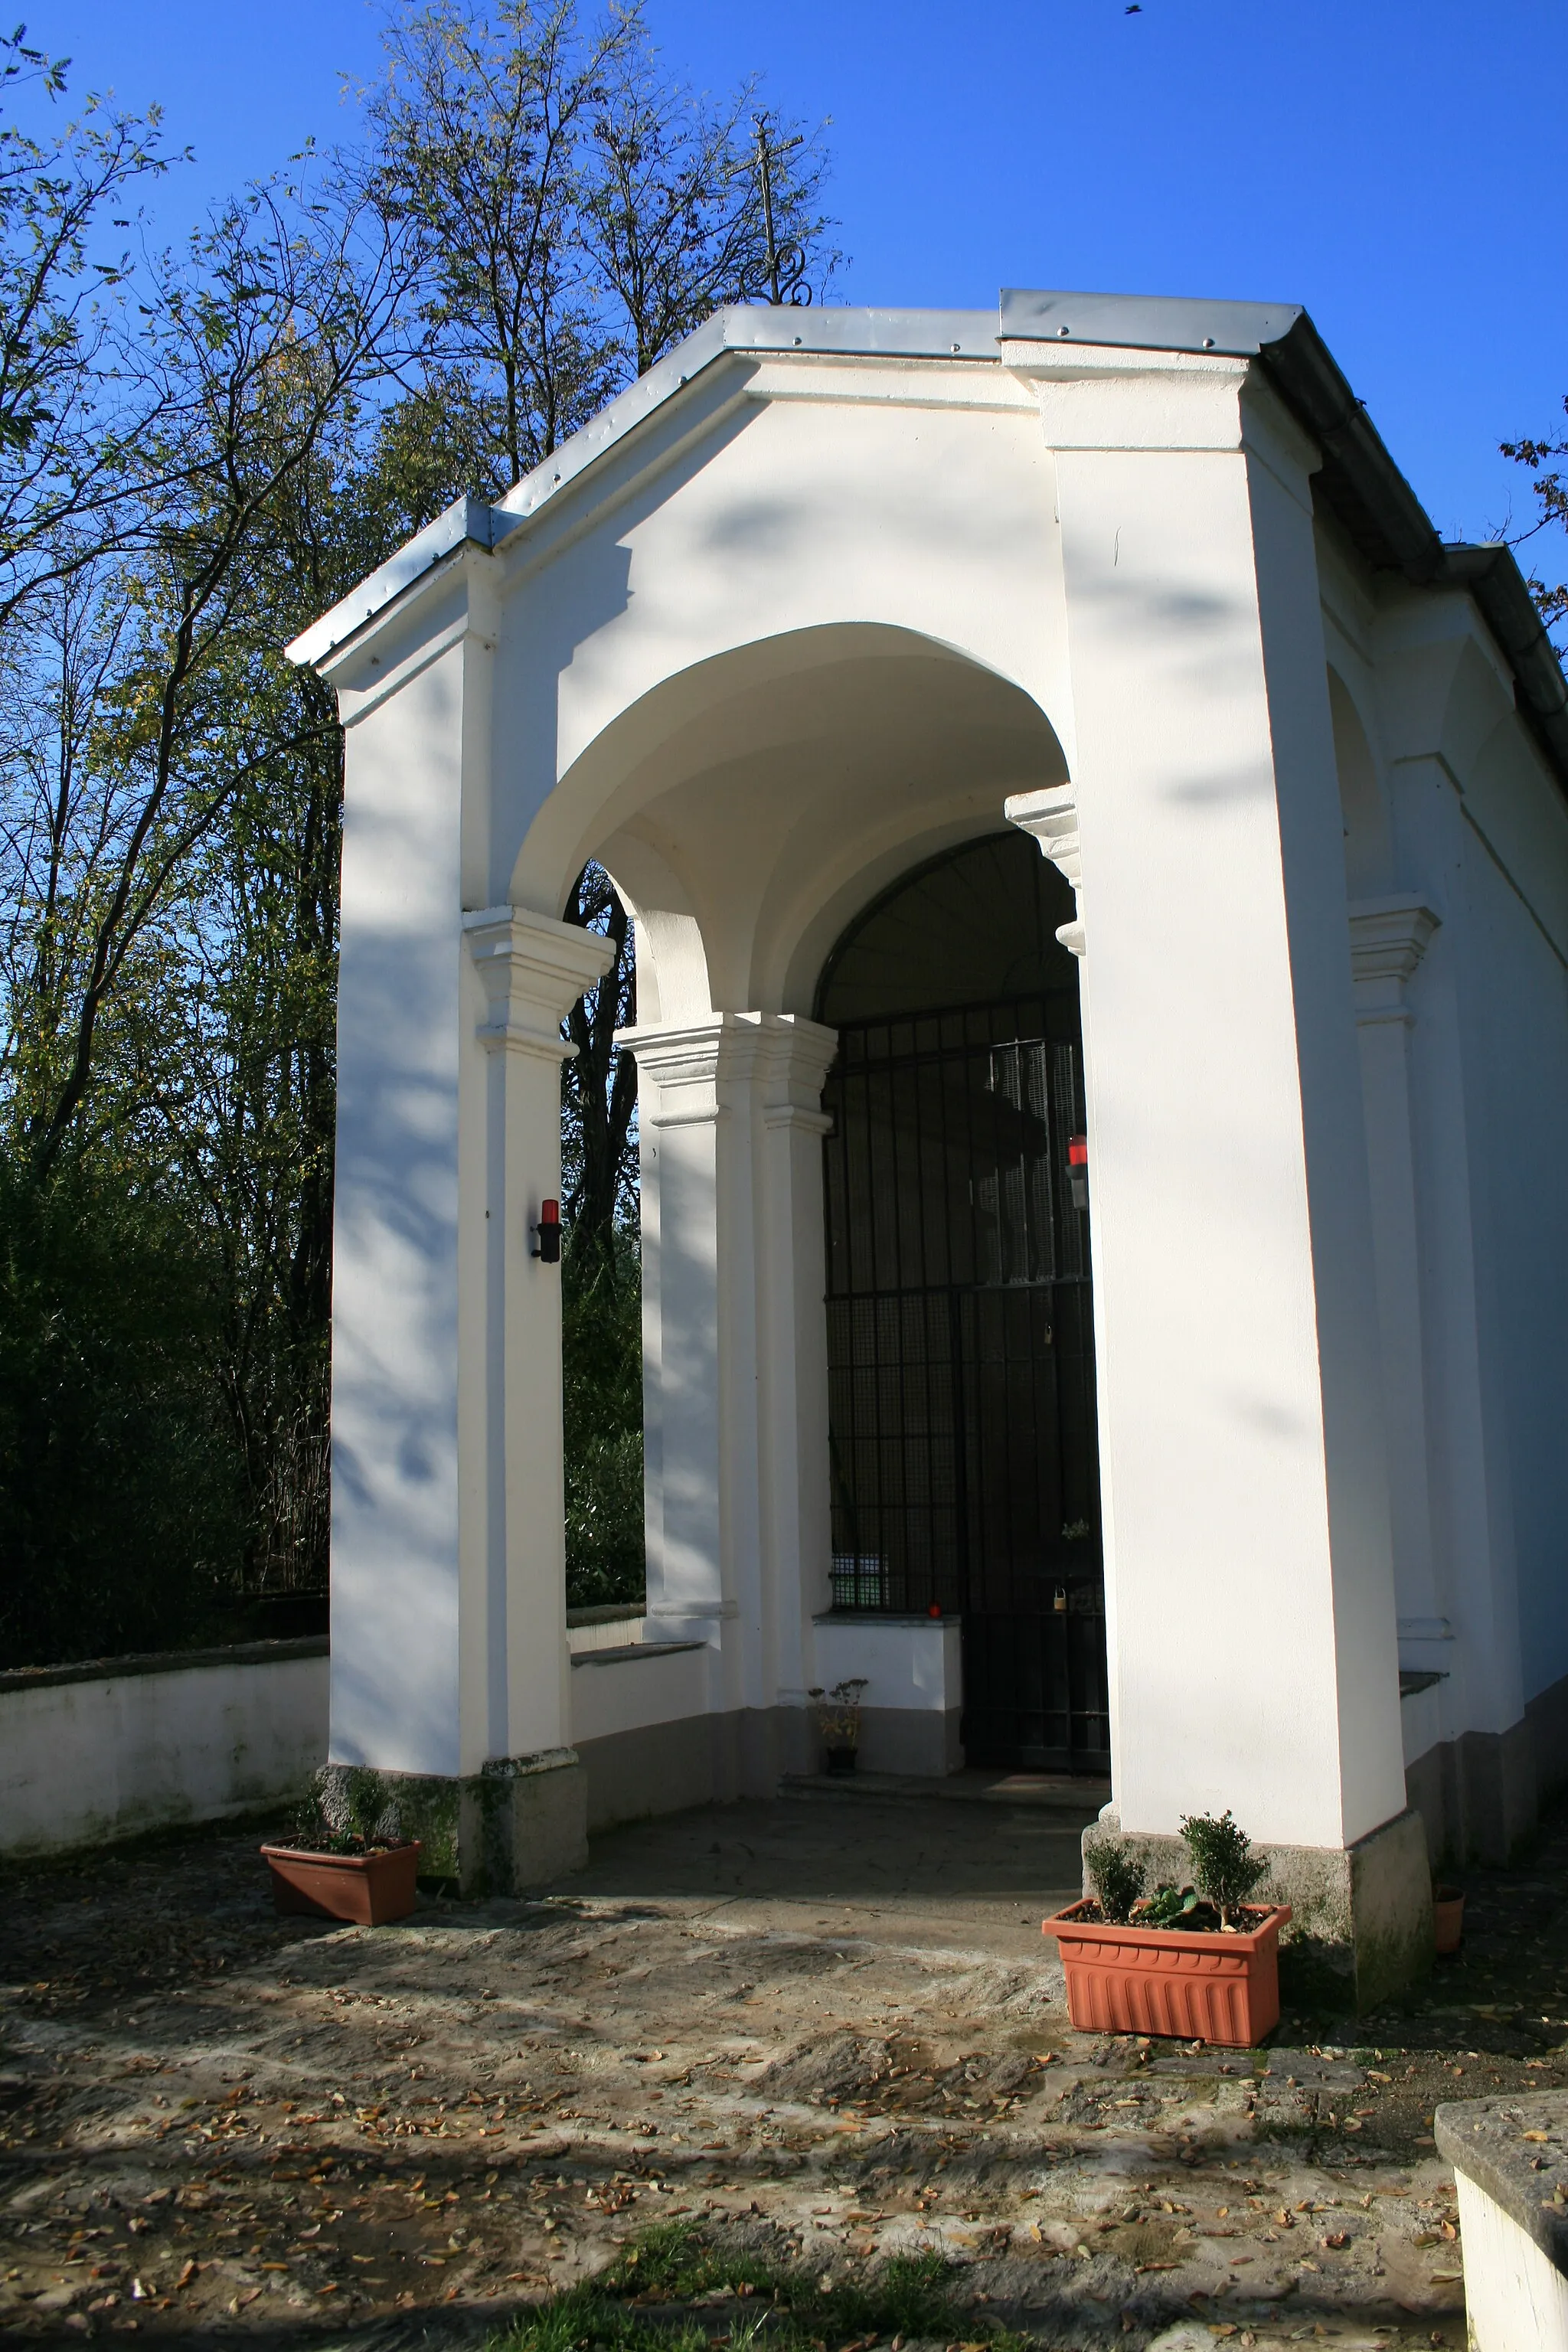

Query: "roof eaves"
<box><xmin>1256</xmin><ymin>318</ymin><xmax>1568</xmax><ymax>786</ymax></box>
<box><xmin>286</xmin><ymin>494</ymin><xmax>521</xmax><ymax>671</ymax></box>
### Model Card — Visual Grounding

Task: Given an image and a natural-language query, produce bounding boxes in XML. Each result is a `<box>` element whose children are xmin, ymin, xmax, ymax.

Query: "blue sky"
<box><xmin>35</xmin><ymin>0</ymin><xmax>1568</xmax><ymax>563</ymax></box>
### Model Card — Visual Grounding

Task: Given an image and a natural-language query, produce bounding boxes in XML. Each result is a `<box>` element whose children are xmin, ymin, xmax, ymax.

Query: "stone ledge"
<box><xmin>570</xmin><ymin>1640</ymin><xmax>707</xmax><ymax>1668</ymax></box>
<box><xmin>1436</xmin><ymin>2089</ymin><xmax>1568</xmax><ymax>2266</ymax></box>
<box><xmin>0</xmin><ymin>1635</ymin><xmax>329</xmax><ymax>1695</ymax></box>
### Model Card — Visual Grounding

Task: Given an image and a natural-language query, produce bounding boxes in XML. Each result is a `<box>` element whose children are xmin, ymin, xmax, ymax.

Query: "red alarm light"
<box><xmin>532</xmin><ymin>1198</ymin><xmax>562</xmax><ymax>1263</ymax></box>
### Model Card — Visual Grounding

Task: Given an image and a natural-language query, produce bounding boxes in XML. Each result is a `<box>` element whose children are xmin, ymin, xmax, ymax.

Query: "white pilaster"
<box><xmin>752</xmin><ymin>1018</ymin><xmax>839</xmax><ymax>1713</ymax></box>
<box><xmin>462</xmin><ymin>908</ymin><xmax>615</xmax><ymax>1772</ymax></box>
<box><xmin>1010</xmin><ymin>348</ymin><xmax>1406</xmax><ymax>1851</ymax></box>
<box><xmin>1348</xmin><ymin>897</ymin><xmax>1446</xmax><ymax>1664</ymax></box>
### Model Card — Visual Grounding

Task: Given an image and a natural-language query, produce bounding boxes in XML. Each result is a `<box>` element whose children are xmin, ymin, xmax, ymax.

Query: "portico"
<box><xmin>290</xmin><ymin>291</ymin><xmax>1568</xmax><ymax>2000</ymax></box>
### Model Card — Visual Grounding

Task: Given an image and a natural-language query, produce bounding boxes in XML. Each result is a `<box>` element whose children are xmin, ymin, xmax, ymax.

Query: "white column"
<box><xmin>620</xmin><ymin>1012</ymin><xmax>838</xmax><ymax>1767</ymax></box>
<box><xmin>1007</xmin><ymin>348</ymin><xmax>1406</xmax><ymax>1857</ymax></box>
<box><xmin>617</xmin><ymin>1021</ymin><xmax>730</xmax><ymax>1635</ymax></box>
<box><xmin>752</xmin><ymin>1017</ymin><xmax>839</xmax><ymax>1715</ymax></box>
<box><xmin>1347</xmin><ymin>897</ymin><xmax>1446</xmax><ymax>1657</ymax></box>
<box><xmin>461</xmin><ymin>909</ymin><xmax>615</xmax><ymax>1772</ymax></box>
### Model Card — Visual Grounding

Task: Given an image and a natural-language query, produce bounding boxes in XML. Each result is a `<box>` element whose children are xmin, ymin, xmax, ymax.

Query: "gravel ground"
<box><xmin>2</xmin><ymin>1782</ymin><xmax>1566</xmax><ymax>2352</ymax></box>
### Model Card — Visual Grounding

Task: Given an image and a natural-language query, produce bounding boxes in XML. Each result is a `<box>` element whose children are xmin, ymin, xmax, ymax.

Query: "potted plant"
<box><xmin>809</xmin><ymin>1678</ymin><xmax>868</xmax><ymax>1775</ymax></box>
<box><xmin>1042</xmin><ymin>1811</ymin><xmax>1292</xmax><ymax>2047</ymax></box>
<box><xmin>1432</xmin><ymin>1883</ymin><xmax>1465</xmax><ymax>1955</ymax></box>
<box><xmin>261</xmin><ymin>1768</ymin><xmax>421</xmax><ymax>1926</ymax></box>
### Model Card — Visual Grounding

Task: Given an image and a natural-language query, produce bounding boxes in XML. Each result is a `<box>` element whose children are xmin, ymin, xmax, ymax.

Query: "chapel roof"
<box><xmin>286</xmin><ymin>290</ymin><xmax>1566</xmax><ymax>786</ymax></box>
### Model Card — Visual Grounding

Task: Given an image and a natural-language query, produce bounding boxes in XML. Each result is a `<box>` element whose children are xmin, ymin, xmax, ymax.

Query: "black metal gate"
<box><xmin>822</xmin><ymin>995</ymin><xmax>1109</xmax><ymax>1771</ymax></box>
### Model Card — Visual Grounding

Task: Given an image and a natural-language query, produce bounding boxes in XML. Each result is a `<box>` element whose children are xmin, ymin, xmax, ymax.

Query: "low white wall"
<box><xmin>808</xmin><ymin>1614</ymin><xmax>962</xmax><ymax>1713</ymax></box>
<box><xmin>0</xmin><ymin>1638</ymin><xmax>329</xmax><ymax>1861</ymax></box>
<box><xmin>569</xmin><ymin>1640</ymin><xmax>713</xmax><ymax>1742</ymax></box>
<box><xmin>567</xmin><ymin>1612</ymin><xmax>649</xmax><ymax>1655</ymax></box>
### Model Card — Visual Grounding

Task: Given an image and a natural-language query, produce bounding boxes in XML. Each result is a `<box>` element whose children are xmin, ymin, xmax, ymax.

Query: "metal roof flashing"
<box><xmin>999</xmin><ymin>286</ymin><xmax>1304</xmax><ymax>356</ymax></box>
<box><xmin>285</xmin><ymin>495</ymin><xmax>518</xmax><ymax>671</ymax></box>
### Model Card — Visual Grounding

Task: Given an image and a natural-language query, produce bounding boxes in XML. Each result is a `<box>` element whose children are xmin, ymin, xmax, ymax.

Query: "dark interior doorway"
<box><xmin>816</xmin><ymin>832</ymin><xmax>1109</xmax><ymax>1772</ymax></box>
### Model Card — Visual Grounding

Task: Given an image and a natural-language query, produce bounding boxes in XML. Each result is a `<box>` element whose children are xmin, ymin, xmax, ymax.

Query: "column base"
<box><xmin>322</xmin><ymin>1749</ymin><xmax>588</xmax><ymax>1896</ymax></box>
<box><xmin>1084</xmin><ymin>1805</ymin><xmax>1432</xmax><ymax>2011</ymax></box>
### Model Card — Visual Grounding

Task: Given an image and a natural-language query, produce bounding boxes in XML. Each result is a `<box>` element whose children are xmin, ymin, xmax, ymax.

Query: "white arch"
<box><xmin>510</xmin><ymin>622</ymin><xmax>1070</xmax><ymax>1017</ymax></box>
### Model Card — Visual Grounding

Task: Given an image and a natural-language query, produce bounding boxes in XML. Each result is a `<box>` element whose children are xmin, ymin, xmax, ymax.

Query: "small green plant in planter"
<box><xmin>1141</xmin><ymin>1883</ymin><xmax>1200</xmax><ymax>1927</ymax></box>
<box><xmin>808</xmin><ymin>1678</ymin><xmax>868</xmax><ymax>1774</ymax></box>
<box><xmin>1083</xmin><ymin>1834</ymin><xmax>1146</xmax><ymax>1923</ymax></box>
<box><xmin>261</xmin><ymin>1768</ymin><xmax>420</xmax><ymax>1925</ymax></box>
<box><xmin>1045</xmin><ymin>1808</ymin><xmax>1288</xmax><ymax>2045</ymax></box>
<box><xmin>1180</xmin><ymin>1808</ymin><xmax>1271</xmax><ymax>1929</ymax></box>
<box><xmin>284</xmin><ymin>1766</ymin><xmax>404</xmax><ymax>1856</ymax></box>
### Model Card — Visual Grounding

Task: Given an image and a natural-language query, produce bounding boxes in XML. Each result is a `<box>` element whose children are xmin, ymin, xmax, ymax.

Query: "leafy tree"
<box><xmin>0</xmin><ymin>29</ymin><xmax>175</xmax><ymax>627</ymax></box>
<box><xmin>1502</xmin><ymin>411</ymin><xmax>1568</xmax><ymax>642</ymax></box>
<box><xmin>0</xmin><ymin>0</ymin><xmax>841</xmax><ymax>1656</ymax></box>
<box><xmin>361</xmin><ymin>0</ymin><xmax>838</xmax><ymax>1607</ymax></box>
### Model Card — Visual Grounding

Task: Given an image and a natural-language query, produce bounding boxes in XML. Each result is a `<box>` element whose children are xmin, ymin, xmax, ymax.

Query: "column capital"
<box><xmin>1348</xmin><ymin>896</ymin><xmax>1441</xmax><ymax>1027</ymax></box>
<box><xmin>750</xmin><ymin>1011</ymin><xmax>840</xmax><ymax>1128</ymax></box>
<box><xmin>464</xmin><ymin>906</ymin><xmax>614</xmax><ymax>1063</ymax></box>
<box><xmin>1006</xmin><ymin>782</ymin><xmax>1086</xmax><ymax>956</ymax></box>
<box><xmin>618</xmin><ymin>1012</ymin><xmax>839</xmax><ymax>1130</ymax></box>
<box><xmin>616</xmin><ymin>1016</ymin><xmax>729</xmax><ymax>1126</ymax></box>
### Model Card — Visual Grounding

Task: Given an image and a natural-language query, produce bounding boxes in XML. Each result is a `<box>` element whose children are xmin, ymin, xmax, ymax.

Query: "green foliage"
<box><xmin>1181</xmin><ymin>1808</ymin><xmax>1270</xmax><ymax>1926</ymax></box>
<box><xmin>1083</xmin><ymin>1833</ymin><xmax>1146</xmax><ymax>1924</ymax></box>
<box><xmin>0</xmin><ymin>1149</ymin><xmax>245</xmax><ymax>1662</ymax></box>
<box><xmin>1141</xmin><ymin>1883</ymin><xmax>1200</xmax><ymax>1928</ymax></box>
<box><xmin>290</xmin><ymin>1764</ymin><xmax>404</xmax><ymax>1851</ymax></box>
<box><xmin>1502</xmin><ymin>409</ymin><xmax>1568</xmax><ymax>642</ymax></box>
<box><xmin>563</xmin><ymin>1227</ymin><xmax>645</xmax><ymax>1609</ymax></box>
<box><xmin>0</xmin><ymin>5</ymin><xmax>839</xmax><ymax>1661</ymax></box>
<box><xmin>485</xmin><ymin>2223</ymin><xmax>999</xmax><ymax>2352</ymax></box>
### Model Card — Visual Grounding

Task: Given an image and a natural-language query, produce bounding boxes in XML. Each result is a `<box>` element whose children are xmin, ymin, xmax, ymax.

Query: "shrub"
<box><xmin>1083</xmin><ymin>1834</ymin><xmax>1146</xmax><ymax>1923</ymax></box>
<box><xmin>1180</xmin><ymin>1809</ymin><xmax>1269</xmax><ymax>1926</ymax></box>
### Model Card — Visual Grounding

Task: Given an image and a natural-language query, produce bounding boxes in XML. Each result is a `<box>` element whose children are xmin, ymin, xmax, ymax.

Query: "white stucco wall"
<box><xmin>807</xmin><ymin>1617</ymin><xmax>961</xmax><ymax>1715</ymax></box>
<box><xmin>1452</xmin><ymin>804</ymin><xmax>1568</xmax><ymax>1710</ymax></box>
<box><xmin>569</xmin><ymin>1642</ymin><xmax>715</xmax><ymax>1743</ymax></box>
<box><xmin>0</xmin><ymin>1644</ymin><xmax>328</xmax><ymax>1861</ymax></box>
<box><xmin>1321</xmin><ymin>541</ymin><xmax>1568</xmax><ymax>1802</ymax></box>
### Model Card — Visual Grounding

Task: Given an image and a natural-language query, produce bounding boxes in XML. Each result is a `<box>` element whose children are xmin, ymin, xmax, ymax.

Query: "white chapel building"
<box><xmin>290</xmin><ymin>290</ymin><xmax>1568</xmax><ymax>1999</ymax></box>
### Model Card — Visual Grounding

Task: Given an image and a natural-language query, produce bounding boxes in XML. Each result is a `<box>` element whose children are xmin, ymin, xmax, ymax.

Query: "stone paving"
<box><xmin>5</xmin><ymin>1779</ymin><xmax>1568</xmax><ymax>2350</ymax></box>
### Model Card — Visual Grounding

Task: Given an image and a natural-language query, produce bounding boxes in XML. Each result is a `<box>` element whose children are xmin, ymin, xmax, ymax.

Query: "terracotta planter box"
<box><xmin>1042</xmin><ymin>1900</ymin><xmax>1292</xmax><ymax>2047</ymax></box>
<box><xmin>260</xmin><ymin>1841</ymin><xmax>422</xmax><ymax>1926</ymax></box>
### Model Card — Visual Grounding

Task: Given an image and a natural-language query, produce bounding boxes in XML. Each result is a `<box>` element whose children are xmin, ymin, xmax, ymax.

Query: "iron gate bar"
<box><xmin>822</xmin><ymin>992</ymin><xmax>1109</xmax><ymax>1771</ymax></box>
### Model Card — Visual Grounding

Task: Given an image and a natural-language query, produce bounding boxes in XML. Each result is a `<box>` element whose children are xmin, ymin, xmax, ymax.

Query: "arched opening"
<box><xmin>816</xmin><ymin>830</ymin><xmax>1109</xmax><ymax>1772</ymax></box>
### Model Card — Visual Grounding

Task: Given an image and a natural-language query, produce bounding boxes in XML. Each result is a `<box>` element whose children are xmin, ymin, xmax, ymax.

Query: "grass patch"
<box><xmin>486</xmin><ymin>2220</ymin><xmax>1015</xmax><ymax>2352</ymax></box>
